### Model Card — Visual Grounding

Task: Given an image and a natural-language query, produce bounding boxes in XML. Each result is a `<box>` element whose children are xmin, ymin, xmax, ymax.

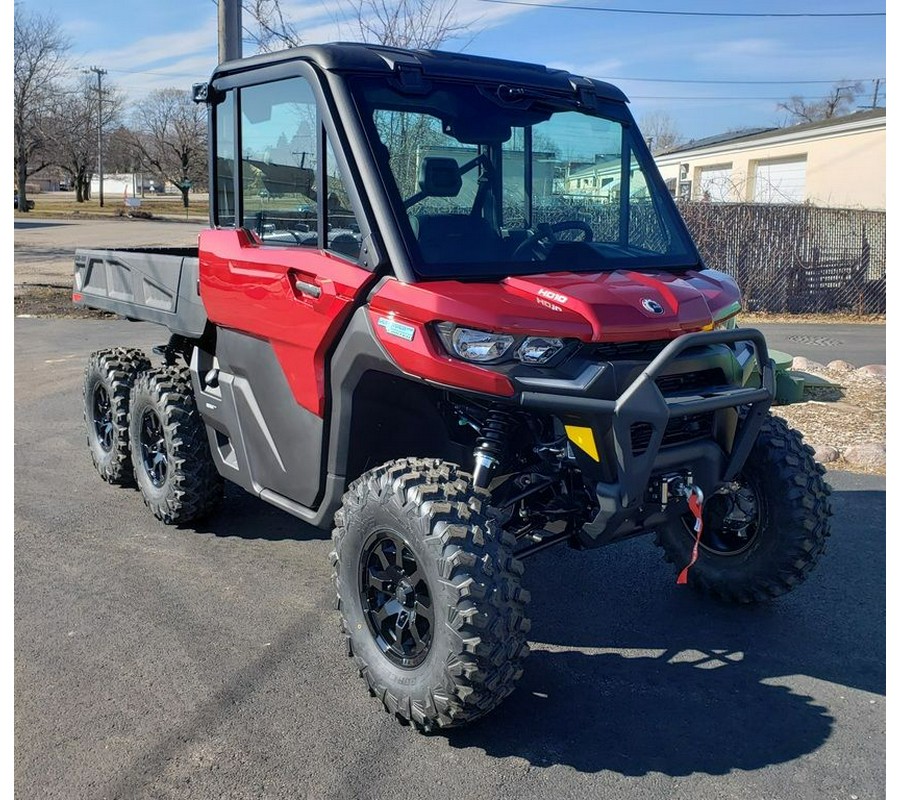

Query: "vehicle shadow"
<box><xmin>186</xmin><ymin>483</ymin><xmax>330</xmax><ymax>542</ymax></box>
<box><xmin>446</xmin><ymin>488</ymin><xmax>884</xmax><ymax>776</ymax></box>
<box><xmin>448</xmin><ymin>646</ymin><xmax>832</xmax><ymax>776</ymax></box>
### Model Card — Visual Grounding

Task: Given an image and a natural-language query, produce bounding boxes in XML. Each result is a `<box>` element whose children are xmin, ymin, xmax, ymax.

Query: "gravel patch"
<box><xmin>777</xmin><ymin>358</ymin><xmax>886</xmax><ymax>475</ymax></box>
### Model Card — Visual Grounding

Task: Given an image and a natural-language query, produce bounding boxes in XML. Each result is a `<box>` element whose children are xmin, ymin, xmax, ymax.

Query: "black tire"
<box><xmin>331</xmin><ymin>458</ymin><xmax>531</xmax><ymax>731</ymax></box>
<box><xmin>83</xmin><ymin>347</ymin><xmax>150</xmax><ymax>485</ymax></box>
<box><xmin>655</xmin><ymin>415</ymin><xmax>832</xmax><ymax>603</ymax></box>
<box><xmin>129</xmin><ymin>366</ymin><xmax>224</xmax><ymax>524</ymax></box>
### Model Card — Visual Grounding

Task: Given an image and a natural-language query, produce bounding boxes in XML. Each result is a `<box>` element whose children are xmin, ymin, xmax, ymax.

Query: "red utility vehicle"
<box><xmin>76</xmin><ymin>43</ymin><xmax>831</xmax><ymax>731</ymax></box>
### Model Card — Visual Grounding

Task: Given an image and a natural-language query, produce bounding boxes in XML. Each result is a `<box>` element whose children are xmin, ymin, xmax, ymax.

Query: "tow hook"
<box><xmin>649</xmin><ymin>473</ymin><xmax>706</xmax><ymax>583</ymax></box>
<box><xmin>649</xmin><ymin>472</ymin><xmax>695</xmax><ymax>509</ymax></box>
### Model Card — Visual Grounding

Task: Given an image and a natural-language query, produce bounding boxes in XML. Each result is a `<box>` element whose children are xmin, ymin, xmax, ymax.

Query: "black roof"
<box><xmin>212</xmin><ymin>42</ymin><xmax>628</xmax><ymax>103</ymax></box>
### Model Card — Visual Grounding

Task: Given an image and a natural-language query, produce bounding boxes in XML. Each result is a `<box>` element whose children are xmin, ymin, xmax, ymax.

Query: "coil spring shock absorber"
<box><xmin>472</xmin><ymin>406</ymin><xmax>516</xmax><ymax>489</ymax></box>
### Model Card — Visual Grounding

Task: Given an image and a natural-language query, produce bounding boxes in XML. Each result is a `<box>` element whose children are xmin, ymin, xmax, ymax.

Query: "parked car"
<box><xmin>15</xmin><ymin>193</ymin><xmax>34</xmax><ymax>211</ymax></box>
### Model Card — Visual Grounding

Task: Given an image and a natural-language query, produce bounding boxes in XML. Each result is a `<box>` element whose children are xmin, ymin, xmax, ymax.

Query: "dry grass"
<box><xmin>16</xmin><ymin>192</ymin><xmax>209</xmax><ymax>220</ymax></box>
<box><xmin>740</xmin><ymin>311</ymin><xmax>885</xmax><ymax>325</ymax></box>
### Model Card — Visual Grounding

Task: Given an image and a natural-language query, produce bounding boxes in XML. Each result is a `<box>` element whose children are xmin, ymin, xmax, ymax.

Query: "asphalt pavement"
<box><xmin>750</xmin><ymin>322</ymin><xmax>886</xmax><ymax>368</ymax></box>
<box><xmin>14</xmin><ymin>317</ymin><xmax>885</xmax><ymax>800</ymax></box>
<box><xmin>14</xmin><ymin>217</ymin><xmax>206</xmax><ymax>286</ymax></box>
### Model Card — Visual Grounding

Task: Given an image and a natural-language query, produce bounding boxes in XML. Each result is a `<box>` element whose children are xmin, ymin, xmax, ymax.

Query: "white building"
<box><xmin>653</xmin><ymin>109</ymin><xmax>885</xmax><ymax>210</ymax></box>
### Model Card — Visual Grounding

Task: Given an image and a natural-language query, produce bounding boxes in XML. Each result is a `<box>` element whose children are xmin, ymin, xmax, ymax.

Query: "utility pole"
<box><xmin>218</xmin><ymin>0</ymin><xmax>242</xmax><ymax>64</ymax></box>
<box><xmin>857</xmin><ymin>79</ymin><xmax>884</xmax><ymax>111</ymax></box>
<box><xmin>871</xmin><ymin>78</ymin><xmax>882</xmax><ymax>108</ymax></box>
<box><xmin>85</xmin><ymin>66</ymin><xmax>108</xmax><ymax>207</ymax></box>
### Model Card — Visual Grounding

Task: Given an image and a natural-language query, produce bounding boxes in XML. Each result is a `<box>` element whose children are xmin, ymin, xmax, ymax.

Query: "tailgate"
<box><xmin>73</xmin><ymin>247</ymin><xmax>207</xmax><ymax>337</ymax></box>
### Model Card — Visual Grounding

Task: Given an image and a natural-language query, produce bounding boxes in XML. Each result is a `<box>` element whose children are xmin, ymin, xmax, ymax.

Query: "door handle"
<box><xmin>293</xmin><ymin>278</ymin><xmax>322</xmax><ymax>299</ymax></box>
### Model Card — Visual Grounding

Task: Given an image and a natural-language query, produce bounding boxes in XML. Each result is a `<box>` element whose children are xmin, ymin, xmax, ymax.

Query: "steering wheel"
<box><xmin>512</xmin><ymin>220</ymin><xmax>594</xmax><ymax>260</ymax></box>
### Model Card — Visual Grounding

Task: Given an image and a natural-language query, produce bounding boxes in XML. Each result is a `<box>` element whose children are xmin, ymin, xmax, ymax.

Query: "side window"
<box><xmin>324</xmin><ymin>135</ymin><xmax>361</xmax><ymax>261</ymax></box>
<box><xmin>215</xmin><ymin>91</ymin><xmax>236</xmax><ymax>227</ymax></box>
<box><xmin>240</xmin><ymin>78</ymin><xmax>318</xmax><ymax>246</ymax></box>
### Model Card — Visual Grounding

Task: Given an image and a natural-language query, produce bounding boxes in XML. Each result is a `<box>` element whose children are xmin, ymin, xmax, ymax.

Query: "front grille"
<box><xmin>655</xmin><ymin>368</ymin><xmax>727</xmax><ymax>395</ymax></box>
<box><xmin>585</xmin><ymin>339</ymin><xmax>672</xmax><ymax>361</ymax></box>
<box><xmin>631</xmin><ymin>412</ymin><xmax>715</xmax><ymax>456</ymax></box>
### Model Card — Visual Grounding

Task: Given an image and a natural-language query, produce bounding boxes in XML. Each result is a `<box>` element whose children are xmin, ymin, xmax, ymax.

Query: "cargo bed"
<box><xmin>73</xmin><ymin>247</ymin><xmax>207</xmax><ymax>337</ymax></box>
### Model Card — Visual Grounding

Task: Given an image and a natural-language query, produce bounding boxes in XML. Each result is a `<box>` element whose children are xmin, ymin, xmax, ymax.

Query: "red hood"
<box><xmin>370</xmin><ymin>268</ymin><xmax>741</xmax><ymax>343</ymax></box>
<box><xmin>504</xmin><ymin>268</ymin><xmax>741</xmax><ymax>341</ymax></box>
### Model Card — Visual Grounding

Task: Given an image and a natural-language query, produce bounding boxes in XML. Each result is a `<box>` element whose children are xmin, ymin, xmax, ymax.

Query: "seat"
<box><xmin>410</xmin><ymin>214</ymin><xmax>506</xmax><ymax>264</ymax></box>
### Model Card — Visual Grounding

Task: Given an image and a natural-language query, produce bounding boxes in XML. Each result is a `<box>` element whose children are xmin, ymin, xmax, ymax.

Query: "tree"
<box><xmin>777</xmin><ymin>82</ymin><xmax>864</xmax><ymax>125</ymax></box>
<box><xmin>244</xmin><ymin>0</ymin><xmax>469</xmax><ymax>51</ymax></box>
<box><xmin>638</xmin><ymin>110</ymin><xmax>683</xmax><ymax>154</ymax></box>
<box><xmin>131</xmin><ymin>89</ymin><xmax>208</xmax><ymax>207</ymax></box>
<box><xmin>244</xmin><ymin>0</ymin><xmax>301</xmax><ymax>52</ymax></box>
<box><xmin>105</xmin><ymin>125</ymin><xmax>143</xmax><ymax>174</ymax></box>
<box><xmin>346</xmin><ymin>0</ymin><xmax>468</xmax><ymax>49</ymax></box>
<box><xmin>44</xmin><ymin>76</ymin><xmax>125</xmax><ymax>202</ymax></box>
<box><xmin>14</xmin><ymin>5</ymin><xmax>70</xmax><ymax>211</ymax></box>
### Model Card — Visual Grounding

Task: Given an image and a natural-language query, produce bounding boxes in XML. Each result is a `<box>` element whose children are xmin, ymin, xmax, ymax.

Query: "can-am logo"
<box><xmin>537</xmin><ymin>288</ymin><xmax>568</xmax><ymax>304</ymax></box>
<box><xmin>641</xmin><ymin>298</ymin><xmax>665</xmax><ymax>315</ymax></box>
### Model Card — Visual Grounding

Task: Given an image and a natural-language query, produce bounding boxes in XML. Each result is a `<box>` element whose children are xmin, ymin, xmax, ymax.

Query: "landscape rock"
<box><xmin>856</xmin><ymin>364</ymin><xmax>886</xmax><ymax>380</ymax></box>
<box><xmin>810</xmin><ymin>444</ymin><xmax>840</xmax><ymax>464</ymax></box>
<box><xmin>791</xmin><ymin>356</ymin><xmax>826</xmax><ymax>373</ymax></box>
<box><xmin>842</xmin><ymin>442</ymin><xmax>886</xmax><ymax>470</ymax></box>
<box><xmin>826</xmin><ymin>359</ymin><xmax>856</xmax><ymax>371</ymax></box>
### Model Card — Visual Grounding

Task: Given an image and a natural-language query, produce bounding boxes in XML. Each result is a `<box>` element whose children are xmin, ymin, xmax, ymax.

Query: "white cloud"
<box><xmin>546</xmin><ymin>58</ymin><xmax>626</xmax><ymax>80</ymax></box>
<box><xmin>76</xmin><ymin>15</ymin><xmax>219</xmax><ymax>72</ymax></box>
<box><xmin>694</xmin><ymin>37</ymin><xmax>780</xmax><ymax>62</ymax></box>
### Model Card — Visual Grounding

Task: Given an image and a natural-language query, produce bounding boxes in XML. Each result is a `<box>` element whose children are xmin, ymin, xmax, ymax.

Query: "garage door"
<box><xmin>754</xmin><ymin>157</ymin><xmax>807</xmax><ymax>203</ymax></box>
<box><xmin>698</xmin><ymin>164</ymin><xmax>733</xmax><ymax>202</ymax></box>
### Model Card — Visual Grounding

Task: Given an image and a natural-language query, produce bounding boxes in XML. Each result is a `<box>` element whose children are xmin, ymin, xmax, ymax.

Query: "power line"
<box><xmin>629</xmin><ymin>94</ymin><xmax>886</xmax><ymax>101</ymax></box>
<box><xmin>105</xmin><ymin>67</ymin><xmax>210</xmax><ymax>79</ymax></box>
<box><xmin>475</xmin><ymin>0</ymin><xmax>885</xmax><ymax>17</ymax></box>
<box><xmin>96</xmin><ymin>65</ymin><xmax>886</xmax><ymax>93</ymax></box>
<box><xmin>596</xmin><ymin>76</ymin><xmax>884</xmax><ymax>86</ymax></box>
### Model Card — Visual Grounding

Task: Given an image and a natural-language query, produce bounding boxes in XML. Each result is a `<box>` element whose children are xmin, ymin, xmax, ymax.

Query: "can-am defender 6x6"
<box><xmin>75</xmin><ymin>43</ymin><xmax>831</xmax><ymax>732</ymax></box>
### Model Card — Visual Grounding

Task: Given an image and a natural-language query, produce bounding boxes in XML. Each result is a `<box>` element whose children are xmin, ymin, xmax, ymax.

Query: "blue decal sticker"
<box><xmin>378</xmin><ymin>316</ymin><xmax>416</xmax><ymax>341</ymax></box>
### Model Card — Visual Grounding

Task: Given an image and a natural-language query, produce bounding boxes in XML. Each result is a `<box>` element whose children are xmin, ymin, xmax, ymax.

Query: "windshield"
<box><xmin>352</xmin><ymin>77</ymin><xmax>699</xmax><ymax>278</ymax></box>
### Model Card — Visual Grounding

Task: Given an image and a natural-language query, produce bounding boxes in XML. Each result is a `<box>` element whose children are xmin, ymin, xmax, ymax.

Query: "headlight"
<box><xmin>436</xmin><ymin>323</ymin><xmax>567</xmax><ymax>365</ymax></box>
<box><xmin>713</xmin><ymin>315</ymin><xmax>738</xmax><ymax>331</ymax></box>
<box><xmin>436</xmin><ymin>324</ymin><xmax>515</xmax><ymax>363</ymax></box>
<box><xmin>516</xmin><ymin>336</ymin><xmax>564</xmax><ymax>364</ymax></box>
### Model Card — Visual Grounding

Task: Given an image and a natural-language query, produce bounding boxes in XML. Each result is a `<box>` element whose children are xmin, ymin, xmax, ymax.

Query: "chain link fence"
<box><xmin>678</xmin><ymin>202</ymin><xmax>886</xmax><ymax>315</ymax></box>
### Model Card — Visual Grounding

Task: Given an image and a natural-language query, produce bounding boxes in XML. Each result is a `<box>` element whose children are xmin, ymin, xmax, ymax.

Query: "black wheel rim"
<box><xmin>139</xmin><ymin>409</ymin><xmax>168</xmax><ymax>488</ymax></box>
<box><xmin>695</xmin><ymin>478</ymin><xmax>763</xmax><ymax>556</ymax></box>
<box><xmin>359</xmin><ymin>531</ymin><xmax>434</xmax><ymax>668</ymax></box>
<box><xmin>92</xmin><ymin>384</ymin><xmax>113</xmax><ymax>452</ymax></box>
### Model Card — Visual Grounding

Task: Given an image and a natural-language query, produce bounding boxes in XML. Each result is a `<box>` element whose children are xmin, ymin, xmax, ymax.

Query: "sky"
<box><xmin>13</xmin><ymin>0</ymin><xmax>887</xmax><ymax>143</ymax></box>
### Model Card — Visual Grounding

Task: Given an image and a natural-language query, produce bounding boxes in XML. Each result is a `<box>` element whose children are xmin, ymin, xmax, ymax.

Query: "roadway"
<box><xmin>14</xmin><ymin>317</ymin><xmax>885</xmax><ymax>800</ymax></box>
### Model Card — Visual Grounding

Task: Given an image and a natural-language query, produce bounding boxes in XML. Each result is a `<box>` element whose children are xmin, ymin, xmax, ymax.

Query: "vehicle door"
<box><xmin>199</xmin><ymin>72</ymin><xmax>377</xmax><ymax>508</ymax></box>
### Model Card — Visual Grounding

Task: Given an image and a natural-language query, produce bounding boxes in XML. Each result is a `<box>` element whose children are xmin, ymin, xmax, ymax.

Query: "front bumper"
<box><xmin>517</xmin><ymin>328</ymin><xmax>775</xmax><ymax>540</ymax></box>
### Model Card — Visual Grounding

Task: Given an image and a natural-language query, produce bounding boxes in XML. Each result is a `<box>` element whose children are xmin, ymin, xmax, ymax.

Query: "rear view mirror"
<box><xmin>442</xmin><ymin>117</ymin><xmax>511</xmax><ymax>145</ymax></box>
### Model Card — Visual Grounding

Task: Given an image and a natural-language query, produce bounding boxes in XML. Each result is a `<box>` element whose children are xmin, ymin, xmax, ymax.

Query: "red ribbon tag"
<box><xmin>677</xmin><ymin>490</ymin><xmax>704</xmax><ymax>585</ymax></box>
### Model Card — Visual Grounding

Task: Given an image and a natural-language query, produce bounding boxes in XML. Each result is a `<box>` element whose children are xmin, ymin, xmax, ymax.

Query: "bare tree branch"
<box><xmin>131</xmin><ymin>89</ymin><xmax>208</xmax><ymax>207</ymax></box>
<box><xmin>242</xmin><ymin>0</ymin><xmax>470</xmax><ymax>52</ymax></box>
<box><xmin>777</xmin><ymin>82</ymin><xmax>865</xmax><ymax>125</ymax></box>
<box><xmin>637</xmin><ymin>110</ymin><xmax>683</xmax><ymax>154</ymax></box>
<box><xmin>14</xmin><ymin>4</ymin><xmax>71</xmax><ymax>210</ymax></box>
